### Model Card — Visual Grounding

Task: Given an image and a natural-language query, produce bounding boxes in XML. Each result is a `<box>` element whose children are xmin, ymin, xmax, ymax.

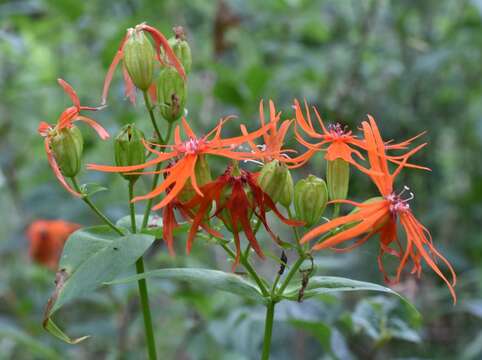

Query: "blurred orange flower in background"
<box><xmin>26</xmin><ymin>220</ymin><xmax>80</xmax><ymax>270</ymax></box>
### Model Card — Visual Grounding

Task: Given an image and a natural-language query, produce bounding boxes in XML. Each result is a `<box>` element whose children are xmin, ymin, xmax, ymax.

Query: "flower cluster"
<box><xmin>38</xmin><ymin>23</ymin><xmax>456</xmax><ymax>303</ymax></box>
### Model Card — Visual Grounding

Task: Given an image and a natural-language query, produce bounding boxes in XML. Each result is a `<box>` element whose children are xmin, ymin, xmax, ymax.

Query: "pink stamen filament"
<box><xmin>387</xmin><ymin>186</ymin><xmax>414</xmax><ymax>214</ymax></box>
<box><xmin>328</xmin><ymin>122</ymin><xmax>351</xmax><ymax>138</ymax></box>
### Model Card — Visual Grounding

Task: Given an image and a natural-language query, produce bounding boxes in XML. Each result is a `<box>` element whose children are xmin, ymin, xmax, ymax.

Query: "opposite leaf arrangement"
<box><xmin>37</xmin><ymin>23</ymin><xmax>456</xmax><ymax>360</ymax></box>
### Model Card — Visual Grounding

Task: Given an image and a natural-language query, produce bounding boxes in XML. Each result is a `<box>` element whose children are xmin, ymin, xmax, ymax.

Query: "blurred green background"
<box><xmin>1</xmin><ymin>0</ymin><xmax>482</xmax><ymax>359</ymax></box>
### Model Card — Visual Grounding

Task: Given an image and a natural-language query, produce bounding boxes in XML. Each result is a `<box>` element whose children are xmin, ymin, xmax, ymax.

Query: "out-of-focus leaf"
<box><xmin>464</xmin><ymin>300</ymin><xmax>482</xmax><ymax>319</ymax></box>
<box><xmin>290</xmin><ymin>319</ymin><xmax>354</xmax><ymax>360</ymax></box>
<box><xmin>0</xmin><ymin>322</ymin><xmax>62</xmax><ymax>360</ymax></box>
<box><xmin>106</xmin><ymin>268</ymin><xmax>265</xmax><ymax>302</ymax></box>
<box><xmin>330</xmin><ymin>328</ymin><xmax>355</xmax><ymax>360</ymax></box>
<box><xmin>43</xmin><ymin>225</ymin><xmax>154</xmax><ymax>344</ymax></box>
<box><xmin>351</xmin><ymin>297</ymin><xmax>421</xmax><ymax>344</ymax></box>
<box><xmin>463</xmin><ymin>329</ymin><xmax>482</xmax><ymax>360</ymax></box>
<box><xmin>290</xmin><ymin>319</ymin><xmax>331</xmax><ymax>349</ymax></box>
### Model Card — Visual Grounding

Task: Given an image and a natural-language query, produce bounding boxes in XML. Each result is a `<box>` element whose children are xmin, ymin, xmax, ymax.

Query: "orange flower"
<box><xmin>294</xmin><ymin>100</ymin><xmax>428</xmax><ymax>173</ymax></box>
<box><xmin>88</xmin><ymin>117</ymin><xmax>273</xmax><ymax>210</ymax></box>
<box><xmin>27</xmin><ymin>220</ymin><xmax>80</xmax><ymax>270</ymax></box>
<box><xmin>101</xmin><ymin>23</ymin><xmax>185</xmax><ymax>105</ymax></box>
<box><xmin>300</xmin><ymin>116</ymin><xmax>456</xmax><ymax>302</ymax></box>
<box><xmin>38</xmin><ymin>79</ymin><xmax>109</xmax><ymax>197</ymax></box>
<box><xmin>240</xmin><ymin>100</ymin><xmax>314</xmax><ymax>166</ymax></box>
<box><xmin>294</xmin><ymin>99</ymin><xmax>368</xmax><ymax>171</ymax></box>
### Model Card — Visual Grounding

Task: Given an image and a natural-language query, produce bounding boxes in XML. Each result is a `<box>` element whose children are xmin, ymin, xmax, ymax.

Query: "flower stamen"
<box><xmin>387</xmin><ymin>186</ymin><xmax>414</xmax><ymax>214</ymax></box>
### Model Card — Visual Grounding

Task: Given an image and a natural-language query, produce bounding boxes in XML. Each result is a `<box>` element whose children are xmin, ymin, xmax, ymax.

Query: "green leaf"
<box><xmin>116</xmin><ymin>214</ymin><xmax>190</xmax><ymax>238</ymax></box>
<box><xmin>282</xmin><ymin>276</ymin><xmax>419</xmax><ymax>315</ymax></box>
<box><xmin>43</xmin><ymin>225</ymin><xmax>155</xmax><ymax>344</ymax></box>
<box><xmin>79</xmin><ymin>182</ymin><xmax>108</xmax><ymax>197</ymax></box>
<box><xmin>106</xmin><ymin>268</ymin><xmax>265</xmax><ymax>302</ymax></box>
<box><xmin>116</xmin><ymin>214</ymin><xmax>146</xmax><ymax>232</ymax></box>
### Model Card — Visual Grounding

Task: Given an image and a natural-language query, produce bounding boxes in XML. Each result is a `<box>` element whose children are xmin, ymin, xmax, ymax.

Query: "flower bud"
<box><xmin>326</xmin><ymin>159</ymin><xmax>350</xmax><ymax>201</ymax></box>
<box><xmin>114</xmin><ymin>124</ymin><xmax>146</xmax><ymax>181</ymax></box>
<box><xmin>257</xmin><ymin>160</ymin><xmax>290</xmax><ymax>204</ymax></box>
<box><xmin>279</xmin><ymin>169</ymin><xmax>294</xmax><ymax>207</ymax></box>
<box><xmin>168</xmin><ymin>26</ymin><xmax>192</xmax><ymax>74</ymax></box>
<box><xmin>50</xmin><ymin>126</ymin><xmax>83</xmax><ymax>178</ymax></box>
<box><xmin>157</xmin><ymin>66</ymin><xmax>187</xmax><ymax>122</ymax></box>
<box><xmin>124</xmin><ymin>29</ymin><xmax>156</xmax><ymax>91</ymax></box>
<box><xmin>294</xmin><ymin>175</ymin><xmax>328</xmax><ymax>227</ymax></box>
<box><xmin>178</xmin><ymin>155</ymin><xmax>212</xmax><ymax>203</ymax></box>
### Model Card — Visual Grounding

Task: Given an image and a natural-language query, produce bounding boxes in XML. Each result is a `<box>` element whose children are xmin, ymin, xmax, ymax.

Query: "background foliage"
<box><xmin>1</xmin><ymin>0</ymin><xmax>481</xmax><ymax>359</ymax></box>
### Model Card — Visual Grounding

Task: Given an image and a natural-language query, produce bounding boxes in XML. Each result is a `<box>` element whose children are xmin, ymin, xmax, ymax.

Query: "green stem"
<box><xmin>332</xmin><ymin>203</ymin><xmax>341</xmax><ymax>218</ymax></box>
<box><xmin>134</xmin><ymin>92</ymin><xmax>175</xmax><ymax>359</ymax></box>
<box><xmin>128</xmin><ymin>180</ymin><xmax>137</xmax><ymax>233</ymax></box>
<box><xmin>71</xmin><ymin>177</ymin><xmax>123</xmax><ymax>236</ymax></box>
<box><xmin>128</xmin><ymin>180</ymin><xmax>157</xmax><ymax>360</ymax></box>
<box><xmin>286</xmin><ymin>206</ymin><xmax>303</xmax><ymax>256</ymax></box>
<box><xmin>141</xmin><ymin>122</ymin><xmax>173</xmax><ymax>230</ymax></box>
<box><xmin>276</xmin><ymin>255</ymin><xmax>306</xmax><ymax>297</ymax></box>
<box><xmin>143</xmin><ymin>90</ymin><xmax>163</xmax><ymax>143</ymax></box>
<box><xmin>140</xmin><ymin>164</ymin><xmax>162</xmax><ymax>229</ymax></box>
<box><xmin>261</xmin><ymin>301</ymin><xmax>276</xmax><ymax>360</ymax></box>
<box><xmin>136</xmin><ymin>91</ymin><xmax>172</xmax><ymax>360</ymax></box>
<box><xmin>135</xmin><ymin>258</ymin><xmax>157</xmax><ymax>360</ymax></box>
<box><xmin>220</xmin><ymin>242</ymin><xmax>270</xmax><ymax>297</ymax></box>
<box><xmin>271</xmin><ymin>273</ymin><xmax>281</xmax><ymax>294</ymax></box>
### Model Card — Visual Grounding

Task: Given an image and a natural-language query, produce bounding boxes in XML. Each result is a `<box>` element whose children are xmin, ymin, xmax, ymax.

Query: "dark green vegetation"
<box><xmin>1</xmin><ymin>0</ymin><xmax>481</xmax><ymax>359</ymax></box>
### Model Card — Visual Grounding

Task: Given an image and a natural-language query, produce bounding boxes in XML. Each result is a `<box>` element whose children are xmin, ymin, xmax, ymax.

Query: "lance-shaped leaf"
<box><xmin>43</xmin><ymin>225</ymin><xmax>155</xmax><ymax>344</ymax></box>
<box><xmin>281</xmin><ymin>276</ymin><xmax>419</xmax><ymax>315</ymax></box>
<box><xmin>106</xmin><ymin>268</ymin><xmax>265</xmax><ymax>302</ymax></box>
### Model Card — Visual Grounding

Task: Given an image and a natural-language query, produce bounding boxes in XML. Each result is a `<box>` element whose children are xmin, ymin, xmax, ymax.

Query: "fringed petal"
<box><xmin>229</xmin><ymin>182</ymin><xmax>264</xmax><ymax>259</ymax></box>
<box><xmin>140</xmin><ymin>24</ymin><xmax>186</xmax><ymax>79</ymax></box>
<box><xmin>150</xmin><ymin>156</ymin><xmax>197</xmax><ymax>210</ymax></box>
<box><xmin>57</xmin><ymin>78</ymin><xmax>80</xmax><ymax>109</ymax></box>
<box><xmin>74</xmin><ymin>115</ymin><xmax>110</xmax><ymax>140</ymax></box>
<box><xmin>181</xmin><ymin>117</ymin><xmax>197</xmax><ymax>139</ymax></box>
<box><xmin>399</xmin><ymin>212</ymin><xmax>456</xmax><ymax>303</ymax></box>
<box><xmin>301</xmin><ymin>200</ymin><xmax>387</xmax><ymax>244</ymax></box>
<box><xmin>101</xmin><ymin>34</ymin><xmax>128</xmax><ymax>106</ymax></box>
<box><xmin>312</xmin><ymin>208</ymin><xmax>388</xmax><ymax>251</ymax></box>
<box><xmin>38</xmin><ymin>122</ymin><xmax>51</xmax><ymax>136</ymax></box>
<box><xmin>162</xmin><ymin>203</ymin><xmax>177</xmax><ymax>256</ymax></box>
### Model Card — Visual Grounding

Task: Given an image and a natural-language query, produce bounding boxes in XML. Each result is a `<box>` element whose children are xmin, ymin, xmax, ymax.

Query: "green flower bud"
<box><xmin>124</xmin><ymin>29</ymin><xmax>155</xmax><ymax>91</ymax></box>
<box><xmin>168</xmin><ymin>26</ymin><xmax>192</xmax><ymax>74</ymax></box>
<box><xmin>326</xmin><ymin>159</ymin><xmax>350</xmax><ymax>201</ymax></box>
<box><xmin>294</xmin><ymin>175</ymin><xmax>328</xmax><ymax>227</ymax></box>
<box><xmin>257</xmin><ymin>160</ymin><xmax>290</xmax><ymax>204</ymax></box>
<box><xmin>50</xmin><ymin>126</ymin><xmax>83</xmax><ymax>178</ymax></box>
<box><xmin>279</xmin><ymin>169</ymin><xmax>294</xmax><ymax>207</ymax></box>
<box><xmin>178</xmin><ymin>155</ymin><xmax>212</xmax><ymax>203</ymax></box>
<box><xmin>114</xmin><ymin>124</ymin><xmax>146</xmax><ymax>181</ymax></box>
<box><xmin>158</xmin><ymin>66</ymin><xmax>187</xmax><ymax>122</ymax></box>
